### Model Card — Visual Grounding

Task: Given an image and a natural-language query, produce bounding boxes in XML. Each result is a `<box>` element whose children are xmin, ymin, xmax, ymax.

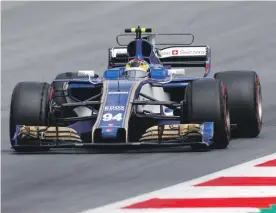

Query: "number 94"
<box><xmin>102</xmin><ymin>113</ymin><xmax>123</xmax><ymax>121</ymax></box>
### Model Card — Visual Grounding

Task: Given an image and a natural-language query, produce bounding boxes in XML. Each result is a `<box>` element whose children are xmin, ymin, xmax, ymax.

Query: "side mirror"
<box><xmin>78</xmin><ymin>70</ymin><xmax>95</xmax><ymax>78</ymax></box>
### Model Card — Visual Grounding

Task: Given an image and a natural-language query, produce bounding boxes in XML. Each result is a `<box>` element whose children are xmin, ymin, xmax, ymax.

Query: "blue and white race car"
<box><xmin>9</xmin><ymin>26</ymin><xmax>263</xmax><ymax>152</ymax></box>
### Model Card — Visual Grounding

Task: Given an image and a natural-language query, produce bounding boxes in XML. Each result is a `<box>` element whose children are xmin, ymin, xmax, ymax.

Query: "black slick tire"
<box><xmin>181</xmin><ymin>79</ymin><xmax>231</xmax><ymax>150</ymax></box>
<box><xmin>9</xmin><ymin>82</ymin><xmax>51</xmax><ymax>152</ymax></box>
<box><xmin>214</xmin><ymin>71</ymin><xmax>262</xmax><ymax>138</ymax></box>
<box><xmin>52</xmin><ymin>72</ymin><xmax>79</xmax><ymax>105</ymax></box>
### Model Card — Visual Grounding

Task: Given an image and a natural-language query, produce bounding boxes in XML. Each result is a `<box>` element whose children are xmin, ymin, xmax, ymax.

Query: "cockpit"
<box><xmin>124</xmin><ymin>58</ymin><xmax>150</xmax><ymax>80</ymax></box>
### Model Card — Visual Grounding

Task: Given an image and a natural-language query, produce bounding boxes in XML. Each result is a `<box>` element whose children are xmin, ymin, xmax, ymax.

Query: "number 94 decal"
<box><xmin>102</xmin><ymin>113</ymin><xmax>123</xmax><ymax>121</ymax></box>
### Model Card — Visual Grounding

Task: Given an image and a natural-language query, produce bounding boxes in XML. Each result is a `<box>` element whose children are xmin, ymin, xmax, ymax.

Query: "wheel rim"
<box><xmin>256</xmin><ymin>77</ymin><xmax>263</xmax><ymax>130</ymax></box>
<box><xmin>257</xmin><ymin>85</ymin><xmax>262</xmax><ymax>122</ymax></box>
<box><xmin>225</xmin><ymin>96</ymin><xmax>231</xmax><ymax>139</ymax></box>
<box><xmin>221</xmin><ymin>83</ymin><xmax>231</xmax><ymax>141</ymax></box>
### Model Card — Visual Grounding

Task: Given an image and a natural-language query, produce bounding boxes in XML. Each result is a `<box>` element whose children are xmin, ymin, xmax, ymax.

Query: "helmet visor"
<box><xmin>125</xmin><ymin>69</ymin><xmax>148</xmax><ymax>79</ymax></box>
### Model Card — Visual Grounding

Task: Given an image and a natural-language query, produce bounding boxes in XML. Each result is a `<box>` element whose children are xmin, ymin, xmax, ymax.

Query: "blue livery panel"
<box><xmin>92</xmin><ymin>80</ymin><xmax>141</xmax><ymax>142</ymax></box>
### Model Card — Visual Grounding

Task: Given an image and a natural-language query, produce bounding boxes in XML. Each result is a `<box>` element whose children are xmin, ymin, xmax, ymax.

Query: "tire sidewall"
<box><xmin>214</xmin><ymin>81</ymin><xmax>231</xmax><ymax>147</ymax></box>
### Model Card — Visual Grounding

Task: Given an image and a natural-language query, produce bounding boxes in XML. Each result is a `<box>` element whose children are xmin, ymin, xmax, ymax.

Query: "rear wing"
<box><xmin>157</xmin><ymin>46</ymin><xmax>210</xmax><ymax>68</ymax></box>
<box><xmin>109</xmin><ymin>46</ymin><xmax>211</xmax><ymax>76</ymax></box>
<box><xmin>109</xmin><ymin>27</ymin><xmax>211</xmax><ymax>73</ymax></box>
<box><xmin>108</xmin><ymin>45</ymin><xmax>211</xmax><ymax>76</ymax></box>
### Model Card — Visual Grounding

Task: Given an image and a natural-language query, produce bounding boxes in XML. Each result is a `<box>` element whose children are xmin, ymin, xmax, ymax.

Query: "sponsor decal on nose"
<box><xmin>104</xmin><ymin>106</ymin><xmax>125</xmax><ymax>111</ymax></box>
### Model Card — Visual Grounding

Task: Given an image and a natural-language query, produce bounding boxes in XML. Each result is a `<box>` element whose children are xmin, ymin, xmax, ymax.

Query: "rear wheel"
<box><xmin>51</xmin><ymin>72</ymin><xmax>90</xmax><ymax>119</ymax></box>
<box><xmin>181</xmin><ymin>79</ymin><xmax>231</xmax><ymax>150</ymax></box>
<box><xmin>52</xmin><ymin>72</ymin><xmax>81</xmax><ymax>105</ymax></box>
<box><xmin>52</xmin><ymin>72</ymin><xmax>98</xmax><ymax>105</ymax></box>
<box><xmin>214</xmin><ymin>71</ymin><xmax>262</xmax><ymax>138</ymax></box>
<box><xmin>10</xmin><ymin>82</ymin><xmax>51</xmax><ymax>152</ymax></box>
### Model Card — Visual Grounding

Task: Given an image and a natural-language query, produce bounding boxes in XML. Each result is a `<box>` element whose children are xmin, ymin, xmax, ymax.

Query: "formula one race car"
<box><xmin>9</xmin><ymin>26</ymin><xmax>263</xmax><ymax>152</ymax></box>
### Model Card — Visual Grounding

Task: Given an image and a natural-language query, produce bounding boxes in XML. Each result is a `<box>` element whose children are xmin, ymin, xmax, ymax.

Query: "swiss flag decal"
<box><xmin>172</xmin><ymin>50</ymin><xmax>178</xmax><ymax>55</ymax></box>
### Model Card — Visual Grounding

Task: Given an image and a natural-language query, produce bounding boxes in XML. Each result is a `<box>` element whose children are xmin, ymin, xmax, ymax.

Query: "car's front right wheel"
<box><xmin>9</xmin><ymin>82</ymin><xmax>51</xmax><ymax>152</ymax></box>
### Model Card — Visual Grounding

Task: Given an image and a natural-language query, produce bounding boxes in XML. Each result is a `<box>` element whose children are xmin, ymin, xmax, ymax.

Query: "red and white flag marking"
<box><xmin>80</xmin><ymin>153</ymin><xmax>276</xmax><ymax>213</ymax></box>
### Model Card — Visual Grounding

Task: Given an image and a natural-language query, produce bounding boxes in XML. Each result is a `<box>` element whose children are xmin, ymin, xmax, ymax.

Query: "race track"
<box><xmin>1</xmin><ymin>2</ymin><xmax>276</xmax><ymax>213</ymax></box>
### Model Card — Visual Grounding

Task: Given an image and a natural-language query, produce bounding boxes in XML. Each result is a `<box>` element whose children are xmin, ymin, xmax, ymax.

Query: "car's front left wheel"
<box><xmin>181</xmin><ymin>79</ymin><xmax>231</xmax><ymax>150</ymax></box>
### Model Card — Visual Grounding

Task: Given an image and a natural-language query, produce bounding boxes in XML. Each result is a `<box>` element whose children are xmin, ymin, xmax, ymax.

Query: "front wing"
<box><xmin>11</xmin><ymin>123</ymin><xmax>214</xmax><ymax>149</ymax></box>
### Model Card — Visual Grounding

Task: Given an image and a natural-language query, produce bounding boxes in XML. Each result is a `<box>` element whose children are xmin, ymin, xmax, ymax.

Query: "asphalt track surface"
<box><xmin>1</xmin><ymin>2</ymin><xmax>276</xmax><ymax>213</ymax></box>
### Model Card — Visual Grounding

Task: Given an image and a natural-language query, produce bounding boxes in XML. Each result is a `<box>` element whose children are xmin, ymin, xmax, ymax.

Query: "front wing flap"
<box><xmin>17</xmin><ymin>126</ymin><xmax>82</xmax><ymax>142</ymax></box>
<box><xmin>12</xmin><ymin>123</ymin><xmax>213</xmax><ymax>149</ymax></box>
<box><xmin>140</xmin><ymin>124</ymin><xmax>202</xmax><ymax>142</ymax></box>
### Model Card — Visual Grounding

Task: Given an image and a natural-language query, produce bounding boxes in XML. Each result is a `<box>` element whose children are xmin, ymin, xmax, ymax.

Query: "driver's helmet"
<box><xmin>125</xmin><ymin>59</ymin><xmax>150</xmax><ymax>78</ymax></box>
